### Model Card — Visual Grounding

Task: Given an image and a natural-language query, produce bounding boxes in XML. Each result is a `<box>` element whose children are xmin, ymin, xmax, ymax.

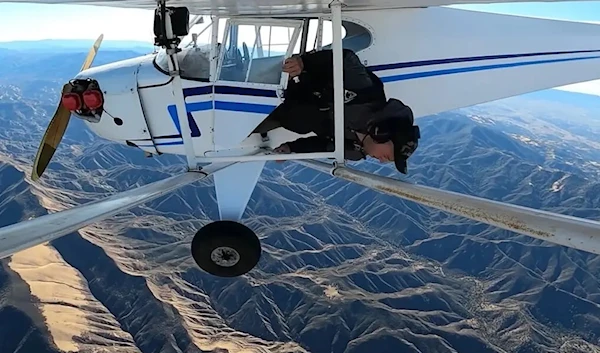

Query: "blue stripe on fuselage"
<box><xmin>182</xmin><ymin>85</ymin><xmax>278</xmax><ymax>98</ymax></box>
<box><xmin>379</xmin><ymin>55</ymin><xmax>600</xmax><ymax>83</ymax></box>
<box><xmin>214</xmin><ymin>101</ymin><xmax>276</xmax><ymax>114</ymax></box>
<box><xmin>182</xmin><ymin>85</ymin><xmax>213</xmax><ymax>97</ymax></box>
<box><xmin>215</xmin><ymin>85</ymin><xmax>278</xmax><ymax>98</ymax></box>
<box><xmin>167</xmin><ymin>101</ymin><xmax>211</xmax><ymax>137</ymax></box>
<box><xmin>166</xmin><ymin>99</ymin><xmax>276</xmax><ymax>139</ymax></box>
<box><xmin>367</xmin><ymin>49</ymin><xmax>600</xmax><ymax>72</ymax></box>
<box><xmin>137</xmin><ymin>140</ymin><xmax>183</xmax><ymax>147</ymax></box>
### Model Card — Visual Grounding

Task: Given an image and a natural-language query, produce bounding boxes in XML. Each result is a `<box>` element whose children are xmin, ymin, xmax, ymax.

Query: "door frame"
<box><xmin>215</xmin><ymin>17</ymin><xmax>305</xmax><ymax>88</ymax></box>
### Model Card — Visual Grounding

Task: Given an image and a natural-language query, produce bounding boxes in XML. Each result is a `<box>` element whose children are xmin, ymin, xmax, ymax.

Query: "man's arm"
<box><xmin>282</xmin><ymin>137</ymin><xmax>366</xmax><ymax>161</ymax></box>
<box><xmin>286</xmin><ymin>136</ymin><xmax>333</xmax><ymax>153</ymax></box>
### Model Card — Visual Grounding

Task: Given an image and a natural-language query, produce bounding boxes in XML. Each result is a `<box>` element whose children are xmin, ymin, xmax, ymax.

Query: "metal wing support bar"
<box><xmin>160</xmin><ymin>2</ymin><xmax>197</xmax><ymax>170</ymax></box>
<box><xmin>331</xmin><ymin>0</ymin><xmax>346</xmax><ymax>165</ymax></box>
<box><xmin>0</xmin><ymin>163</ymin><xmax>232</xmax><ymax>260</ymax></box>
<box><xmin>298</xmin><ymin>160</ymin><xmax>600</xmax><ymax>255</ymax></box>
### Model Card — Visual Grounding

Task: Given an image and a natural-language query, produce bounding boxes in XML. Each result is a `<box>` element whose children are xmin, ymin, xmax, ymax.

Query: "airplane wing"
<box><xmin>0</xmin><ymin>164</ymin><xmax>231</xmax><ymax>260</ymax></box>
<box><xmin>360</xmin><ymin>7</ymin><xmax>600</xmax><ymax>119</ymax></box>
<box><xmin>1</xmin><ymin>0</ymin><xmax>599</xmax><ymax>15</ymax></box>
<box><xmin>299</xmin><ymin>160</ymin><xmax>600</xmax><ymax>255</ymax></box>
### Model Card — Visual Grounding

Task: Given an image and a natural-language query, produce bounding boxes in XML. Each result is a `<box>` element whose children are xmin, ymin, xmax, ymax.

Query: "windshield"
<box><xmin>155</xmin><ymin>46</ymin><xmax>211</xmax><ymax>81</ymax></box>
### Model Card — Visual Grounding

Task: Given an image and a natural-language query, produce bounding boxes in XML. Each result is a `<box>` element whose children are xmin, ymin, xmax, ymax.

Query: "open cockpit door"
<box><xmin>213</xmin><ymin>18</ymin><xmax>303</xmax><ymax>149</ymax></box>
<box><xmin>211</xmin><ymin>18</ymin><xmax>303</xmax><ymax>221</ymax></box>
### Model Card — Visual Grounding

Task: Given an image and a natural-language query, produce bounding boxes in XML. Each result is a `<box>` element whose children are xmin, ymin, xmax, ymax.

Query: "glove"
<box><xmin>274</xmin><ymin>144</ymin><xmax>291</xmax><ymax>154</ymax></box>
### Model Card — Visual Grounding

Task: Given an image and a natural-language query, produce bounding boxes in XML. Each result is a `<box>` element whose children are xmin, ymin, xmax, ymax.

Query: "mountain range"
<box><xmin>0</xmin><ymin>41</ymin><xmax>599</xmax><ymax>353</ymax></box>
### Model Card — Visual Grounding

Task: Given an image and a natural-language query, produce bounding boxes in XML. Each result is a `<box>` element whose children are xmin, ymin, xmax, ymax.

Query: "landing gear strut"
<box><xmin>191</xmin><ymin>221</ymin><xmax>261</xmax><ymax>277</ymax></box>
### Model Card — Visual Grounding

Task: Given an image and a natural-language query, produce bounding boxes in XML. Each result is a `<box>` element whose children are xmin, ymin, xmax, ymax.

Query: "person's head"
<box><xmin>361</xmin><ymin>135</ymin><xmax>395</xmax><ymax>162</ymax></box>
<box><xmin>363</xmin><ymin>99</ymin><xmax>420</xmax><ymax>173</ymax></box>
<box><xmin>361</xmin><ymin>131</ymin><xmax>419</xmax><ymax>173</ymax></box>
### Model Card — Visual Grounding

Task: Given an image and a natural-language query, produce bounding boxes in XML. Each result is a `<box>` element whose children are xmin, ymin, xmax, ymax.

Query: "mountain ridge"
<box><xmin>0</xmin><ymin>48</ymin><xmax>599</xmax><ymax>353</ymax></box>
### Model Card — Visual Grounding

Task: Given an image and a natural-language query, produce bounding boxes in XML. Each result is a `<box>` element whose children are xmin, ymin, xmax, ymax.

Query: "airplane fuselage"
<box><xmin>72</xmin><ymin>7</ymin><xmax>600</xmax><ymax>160</ymax></box>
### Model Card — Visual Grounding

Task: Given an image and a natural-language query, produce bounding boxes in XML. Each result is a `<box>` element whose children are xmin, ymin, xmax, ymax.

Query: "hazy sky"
<box><xmin>0</xmin><ymin>3</ymin><xmax>155</xmax><ymax>42</ymax></box>
<box><xmin>1</xmin><ymin>1</ymin><xmax>600</xmax><ymax>95</ymax></box>
<box><xmin>1</xmin><ymin>1</ymin><xmax>600</xmax><ymax>41</ymax></box>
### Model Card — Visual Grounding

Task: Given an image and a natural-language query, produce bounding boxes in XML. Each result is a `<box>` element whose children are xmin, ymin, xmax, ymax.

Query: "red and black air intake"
<box><xmin>61</xmin><ymin>78</ymin><xmax>104</xmax><ymax>123</ymax></box>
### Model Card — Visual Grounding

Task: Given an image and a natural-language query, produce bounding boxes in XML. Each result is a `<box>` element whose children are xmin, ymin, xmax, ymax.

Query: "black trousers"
<box><xmin>253</xmin><ymin>99</ymin><xmax>382</xmax><ymax>143</ymax></box>
<box><xmin>253</xmin><ymin>102</ymin><xmax>333</xmax><ymax>136</ymax></box>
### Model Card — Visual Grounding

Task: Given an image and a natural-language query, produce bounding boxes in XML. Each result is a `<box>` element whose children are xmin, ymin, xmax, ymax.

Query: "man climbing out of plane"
<box><xmin>254</xmin><ymin>48</ymin><xmax>420</xmax><ymax>174</ymax></box>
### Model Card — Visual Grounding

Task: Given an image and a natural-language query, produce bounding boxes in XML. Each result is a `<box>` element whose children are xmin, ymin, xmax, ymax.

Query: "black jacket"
<box><xmin>283</xmin><ymin>49</ymin><xmax>404</xmax><ymax>161</ymax></box>
<box><xmin>286</xmin><ymin>99</ymin><xmax>415</xmax><ymax>161</ymax></box>
<box><xmin>284</xmin><ymin>49</ymin><xmax>386</xmax><ymax>107</ymax></box>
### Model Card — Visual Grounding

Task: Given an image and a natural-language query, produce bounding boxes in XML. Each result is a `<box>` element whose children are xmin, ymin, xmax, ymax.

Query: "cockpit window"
<box><xmin>218</xmin><ymin>22</ymin><xmax>303</xmax><ymax>85</ymax></box>
<box><xmin>155</xmin><ymin>46</ymin><xmax>211</xmax><ymax>81</ymax></box>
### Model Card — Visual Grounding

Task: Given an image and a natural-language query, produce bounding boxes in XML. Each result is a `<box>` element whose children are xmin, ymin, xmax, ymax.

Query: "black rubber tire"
<box><xmin>191</xmin><ymin>220</ymin><xmax>261</xmax><ymax>277</ymax></box>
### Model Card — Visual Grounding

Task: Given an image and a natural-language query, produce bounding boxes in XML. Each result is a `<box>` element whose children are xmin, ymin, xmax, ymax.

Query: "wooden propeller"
<box><xmin>31</xmin><ymin>34</ymin><xmax>103</xmax><ymax>182</ymax></box>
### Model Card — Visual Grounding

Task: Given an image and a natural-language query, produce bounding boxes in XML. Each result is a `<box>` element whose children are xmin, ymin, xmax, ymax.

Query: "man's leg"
<box><xmin>280</xmin><ymin>104</ymin><xmax>332</xmax><ymax>136</ymax></box>
<box><xmin>253</xmin><ymin>102</ymin><xmax>330</xmax><ymax>136</ymax></box>
<box><xmin>252</xmin><ymin>104</ymin><xmax>286</xmax><ymax>135</ymax></box>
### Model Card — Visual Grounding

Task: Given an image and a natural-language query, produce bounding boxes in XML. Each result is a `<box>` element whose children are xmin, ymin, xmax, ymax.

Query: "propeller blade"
<box><xmin>80</xmin><ymin>34</ymin><xmax>104</xmax><ymax>72</ymax></box>
<box><xmin>31</xmin><ymin>34</ymin><xmax>104</xmax><ymax>181</ymax></box>
<box><xmin>31</xmin><ymin>85</ymin><xmax>71</xmax><ymax>181</ymax></box>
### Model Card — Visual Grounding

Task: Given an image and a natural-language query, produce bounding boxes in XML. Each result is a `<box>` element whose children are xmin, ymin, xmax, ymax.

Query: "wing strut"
<box><xmin>158</xmin><ymin>2</ymin><xmax>197</xmax><ymax>170</ymax></box>
<box><xmin>0</xmin><ymin>163</ymin><xmax>232</xmax><ymax>260</ymax></box>
<box><xmin>298</xmin><ymin>160</ymin><xmax>600</xmax><ymax>255</ymax></box>
<box><xmin>331</xmin><ymin>0</ymin><xmax>346</xmax><ymax>165</ymax></box>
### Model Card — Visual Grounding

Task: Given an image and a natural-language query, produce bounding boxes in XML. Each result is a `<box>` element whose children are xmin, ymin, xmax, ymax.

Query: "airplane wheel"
<box><xmin>191</xmin><ymin>220</ymin><xmax>261</xmax><ymax>278</ymax></box>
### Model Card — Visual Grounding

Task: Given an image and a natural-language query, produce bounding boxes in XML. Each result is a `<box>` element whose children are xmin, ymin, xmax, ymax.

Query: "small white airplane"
<box><xmin>1</xmin><ymin>0</ymin><xmax>600</xmax><ymax>278</ymax></box>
